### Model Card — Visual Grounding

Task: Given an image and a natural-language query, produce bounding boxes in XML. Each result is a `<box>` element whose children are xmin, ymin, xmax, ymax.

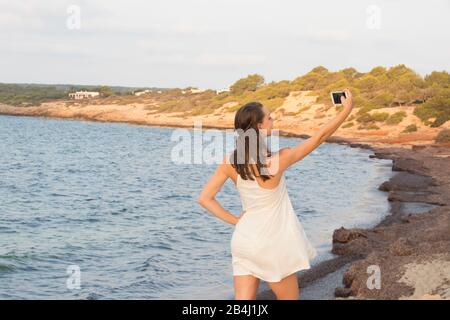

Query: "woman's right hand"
<box><xmin>341</xmin><ymin>89</ymin><xmax>353</xmax><ymax>111</ymax></box>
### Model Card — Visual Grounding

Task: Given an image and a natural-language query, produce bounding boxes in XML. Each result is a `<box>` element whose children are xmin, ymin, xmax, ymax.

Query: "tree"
<box><xmin>341</xmin><ymin>67</ymin><xmax>359</xmax><ymax>79</ymax></box>
<box><xmin>230</xmin><ymin>74</ymin><xmax>265</xmax><ymax>94</ymax></box>
<box><xmin>414</xmin><ymin>89</ymin><xmax>450</xmax><ymax>127</ymax></box>
<box><xmin>425</xmin><ymin>71</ymin><xmax>450</xmax><ymax>88</ymax></box>
<box><xmin>357</xmin><ymin>75</ymin><xmax>380</xmax><ymax>91</ymax></box>
<box><xmin>310</xmin><ymin>66</ymin><xmax>329</xmax><ymax>75</ymax></box>
<box><xmin>97</xmin><ymin>86</ymin><xmax>114</xmax><ymax>97</ymax></box>
<box><xmin>369</xmin><ymin>66</ymin><xmax>386</xmax><ymax>77</ymax></box>
<box><xmin>386</xmin><ymin>64</ymin><xmax>414</xmax><ymax>79</ymax></box>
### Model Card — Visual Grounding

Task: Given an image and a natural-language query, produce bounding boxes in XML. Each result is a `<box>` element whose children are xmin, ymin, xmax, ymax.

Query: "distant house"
<box><xmin>68</xmin><ymin>91</ymin><xmax>100</xmax><ymax>99</ymax></box>
<box><xmin>189</xmin><ymin>88</ymin><xmax>206</xmax><ymax>94</ymax></box>
<box><xmin>134</xmin><ymin>89</ymin><xmax>151</xmax><ymax>96</ymax></box>
<box><xmin>180</xmin><ymin>88</ymin><xmax>207</xmax><ymax>94</ymax></box>
<box><xmin>216</xmin><ymin>87</ymin><xmax>230</xmax><ymax>94</ymax></box>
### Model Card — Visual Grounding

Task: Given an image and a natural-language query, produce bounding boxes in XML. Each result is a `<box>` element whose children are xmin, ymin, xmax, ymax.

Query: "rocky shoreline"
<box><xmin>258</xmin><ymin>142</ymin><xmax>450</xmax><ymax>300</ymax></box>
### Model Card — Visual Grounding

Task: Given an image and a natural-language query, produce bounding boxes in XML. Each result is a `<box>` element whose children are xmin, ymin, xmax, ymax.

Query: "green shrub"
<box><xmin>414</xmin><ymin>89</ymin><xmax>450</xmax><ymax>127</ymax></box>
<box><xmin>342</xmin><ymin>122</ymin><xmax>354</xmax><ymax>128</ymax></box>
<box><xmin>386</xmin><ymin>111</ymin><xmax>407</xmax><ymax>125</ymax></box>
<box><xmin>358</xmin><ymin>123</ymin><xmax>380</xmax><ymax>130</ymax></box>
<box><xmin>356</xmin><ymin>113</ymin><xmax>374</xmax><ymax>123</ymax></box>
<box><xmin>435</xmin><ymin>128</ymin><xmax>450</xmax><ymax>143</ymax></box>
<box><xmin>356</xmin><ymin>102</ymin><xmax>382</xmax><ymax>115</ymax></box>
<box><xmin>371</xmin><ymin>112</ymin><xmax>390</xmax><ymax>122</ymax></box>
<box><xmin>262</xmin><ymin>97</ymin><xmax>285</xmax><ymax>110</ymax></box>
<box><xmin>356</xmin><ymin>112</ymin><xmax>388</xmax><ymax>123</ymax></box>
<box><xmin>402</xmin><ymin>124</ymin><xmax>417</xmax><ymax>133</ymax></box>
<box><xmin>431</xmin><ymin>114</ymin><xmax>450</xmax><ymax>127</ymax></box>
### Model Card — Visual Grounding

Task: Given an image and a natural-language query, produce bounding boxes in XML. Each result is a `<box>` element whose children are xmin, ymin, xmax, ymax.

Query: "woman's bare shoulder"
<box><xmin>266</xmin><ymin>148</ymin><xmax>292</xmax><ymax>175</ymax></box>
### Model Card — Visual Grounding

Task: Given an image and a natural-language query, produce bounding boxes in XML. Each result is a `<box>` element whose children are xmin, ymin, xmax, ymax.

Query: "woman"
<box><xmin>197</xmin><ymin>89</ymin><xmax>353</xmax><ymax>300</ymax></box>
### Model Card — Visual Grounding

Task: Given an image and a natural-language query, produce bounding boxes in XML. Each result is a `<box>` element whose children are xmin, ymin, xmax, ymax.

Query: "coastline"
<box><xmin>0</xmin><ymin>109</ymin><xmax>417</xmax><ymax>151</ymax></box>
<box><xmin>1</xmin><ymin>111</ymin><xmax>449</xmax><ymax>300</ymax></box>
<box><xmin>1</xmin><ymin>96</ymin><xmax>447</xmax><ymax>149</ymax></box>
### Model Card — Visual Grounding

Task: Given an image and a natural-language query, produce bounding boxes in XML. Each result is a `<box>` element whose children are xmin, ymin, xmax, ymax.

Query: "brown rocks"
<box><xmin>388</xmin><ymin>238</ymin><xmax>414</xmax><ymax>256</ymax></box>
<box><xmin>342</xmin><ymin>261</ymin><xmax>363</xmax><ymax>287</ymax></box>
<box><xmin>332</xmin><ymin>145</ymin><xmax>450</xmax><ymax>299</ymax></box>
<box><xmin>378</xmin><ymin>181</ymin><xmax>391</xmax><ymax>191</ymax></box>
<box><xmin>332</xmin><ymin>238</ymin><xmax>370</xmax><ymax>256</ymax></box>
<box><xmin>332</xmin><ymin>227</ymin><xmax>367</xmax><ymax>244</ymax></box>
<box><xmin>334</xmin><ymin>287</ymin><xmax>352</xmax><ymax>298</ymax></box>
<box><xmin>331</xmin><ymin>228</ymin><xmax>370</xmax><ymax>255</ymax></box>
<box><xmin>392</xmin><ymin>158</ymin><xmax>426</xmax><ymax>173</ymax></box>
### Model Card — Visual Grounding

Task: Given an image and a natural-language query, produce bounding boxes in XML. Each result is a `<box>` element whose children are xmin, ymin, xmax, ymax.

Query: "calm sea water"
<box><xmin>0</xmin><ymin>115</ymin><xmax>393</xmax><ymax>299</ymax></box>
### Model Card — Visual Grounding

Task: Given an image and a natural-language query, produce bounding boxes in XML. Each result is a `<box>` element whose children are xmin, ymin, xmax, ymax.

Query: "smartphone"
<box><xmin>331</xmin><ymin>91</ymin><xmax>347</xmax><ymax>105</ymax></box>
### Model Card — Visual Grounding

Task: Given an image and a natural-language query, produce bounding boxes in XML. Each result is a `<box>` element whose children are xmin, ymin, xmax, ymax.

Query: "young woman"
<box><xmin>197</xmin><ymin>89</ymin><xmax>353</xmax><ymax>300</ymax></box>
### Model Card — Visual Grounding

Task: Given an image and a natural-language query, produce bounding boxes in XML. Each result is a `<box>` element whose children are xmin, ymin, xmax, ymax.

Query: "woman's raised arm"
<box><xmin>277</xmin><ymin>89</ymin><xmax>354</xmax><ymax>172</ymax></box>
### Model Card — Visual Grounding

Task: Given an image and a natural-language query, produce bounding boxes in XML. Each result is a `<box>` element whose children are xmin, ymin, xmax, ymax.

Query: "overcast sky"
<box><xmin>2</xmin><ymin>0</ymin><xmax>449</xmax><ymax>89</ymax></box>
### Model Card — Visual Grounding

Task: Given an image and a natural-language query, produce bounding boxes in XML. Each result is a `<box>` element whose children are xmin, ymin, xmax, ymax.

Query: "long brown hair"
<box><xmin>230</xmin><ymin>102</ymin><xmax>273</xmax><ymax>182</ymax></box>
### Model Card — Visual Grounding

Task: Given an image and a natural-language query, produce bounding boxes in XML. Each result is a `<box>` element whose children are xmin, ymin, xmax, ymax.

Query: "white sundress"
<box><xmin>231</xmin><ymin>173</ymin><xmax>317</xmax><ymax>282</ymax></box>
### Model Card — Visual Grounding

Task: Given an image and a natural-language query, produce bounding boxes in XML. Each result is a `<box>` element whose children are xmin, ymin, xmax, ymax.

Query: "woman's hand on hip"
<box><xmin>235</xmin><ymin>210</ymin><xmax>246</xmax><ymax>225</ymax></box>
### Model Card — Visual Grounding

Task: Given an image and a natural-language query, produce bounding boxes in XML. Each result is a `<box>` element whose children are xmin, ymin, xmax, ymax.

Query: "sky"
<box><xmin>1</xmin><ymin>0</ymin><xmax>449</xmax><ymax>89</ymax></box>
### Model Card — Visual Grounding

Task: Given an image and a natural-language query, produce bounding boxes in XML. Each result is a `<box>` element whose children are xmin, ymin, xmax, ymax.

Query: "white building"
<box><xmin>68</xmin><ymin>91</ymin><xmax>100</xmax><ymax>99</ymax></box>
<box><xmin>189</xmin><ymin>88</ymin><xmax>206</xmax><ymax>94</ymax></box>
<box><xmin>182</xmin><ymin>88</ymin><xmax>205</xmax><ymax>94</ymax></box>
<box><xmin>216</xmin><ymin>87</ymin><xmax>230</xmax><ymax>94</ymax></box>
<box><xmin>134</xmin><ymin>89</ymin><xmax>151</xmax><ymax>96</ymax></box>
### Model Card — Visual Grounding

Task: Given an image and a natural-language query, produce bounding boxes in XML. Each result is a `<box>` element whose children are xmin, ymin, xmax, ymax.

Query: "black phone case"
<box><xmin>331</xmin><ymin>92</ymin><xmax>346</xmax><ymax>104</ymax></box>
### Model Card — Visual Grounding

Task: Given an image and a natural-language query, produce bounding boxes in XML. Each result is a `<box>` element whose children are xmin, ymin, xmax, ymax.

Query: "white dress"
<box><xmin>231</xmin><ymin>173</ymin><xmax>317</xmax><ymax>282</ymax></box>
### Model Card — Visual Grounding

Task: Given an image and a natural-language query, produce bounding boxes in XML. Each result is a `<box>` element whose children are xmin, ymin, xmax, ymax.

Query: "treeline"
<box><xmin>0</xmin><ymin>83</ymin><xmax>161</xmax><ymax>106</ymax></box>
<box><xmin>0</xmin><ymin>84</ymin><xmax>68</xmax><ymax>106</ymax></box>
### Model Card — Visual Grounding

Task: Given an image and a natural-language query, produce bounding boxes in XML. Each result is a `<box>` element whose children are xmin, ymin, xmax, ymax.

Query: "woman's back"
<box><xmin>231</xmin><ymin>172</ymin><xmax>317</xmax><ymax>282</ymax></box>
<box><xmin>236</xmin><ymin>173</ymin><xmax>287</xmax><ymax>214</ymax></box>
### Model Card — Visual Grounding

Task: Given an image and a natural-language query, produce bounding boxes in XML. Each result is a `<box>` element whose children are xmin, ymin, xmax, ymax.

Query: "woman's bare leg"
<box><xmin>233</xmin><ymin>275</ymin><xmax>260</xmax><ymax>300</ymax></box>
<box><xmin>267</xmin><ymin>272</ymin><xmax>300</xmax><ymax>300</ymax></box>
